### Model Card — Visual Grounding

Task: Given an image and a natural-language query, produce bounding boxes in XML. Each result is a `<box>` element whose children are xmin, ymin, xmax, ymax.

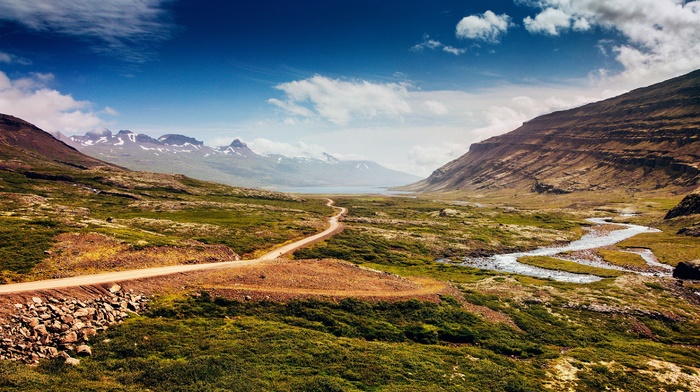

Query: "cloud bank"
<box><xmin>0</xmin><ymin>71</ymin><xmax>108</xmax><ymax>133</ymax></box>
<box><xmin>0</xmin><ymin>0</ymin><xmax>173</xmax><ymax>62</ymax></box>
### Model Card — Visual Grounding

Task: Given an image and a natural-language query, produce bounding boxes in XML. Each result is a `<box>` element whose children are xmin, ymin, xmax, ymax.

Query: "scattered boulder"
<box><xmin>673</xmin><ymin>260</ymin><xmax>700</xmax><ymax>280</ymax></box>
<box><xmin>439</xmin><ymin>208</ymin><xmax>460</xmax><ymax>217</ymax></box>
<box><xmin>665</xmin><ymin>193</ymin><xmax>700</xmax><ymax>219</ymax></box>
<box><xmin>76</xmin><ymin>345</ymin><xmax>92</xmax><ymax>357</ymax></box>
<box><xmin>65</xmin><ymin>356</ymin><xmax>80</xmax><ymax>366</ymax></box>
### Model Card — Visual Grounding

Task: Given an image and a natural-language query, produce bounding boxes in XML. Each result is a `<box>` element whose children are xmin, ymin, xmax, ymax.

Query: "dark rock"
<box><xmin>673</xmin><ymin>260</ymin><xmax>700</xmax><ymax>280</ymax></box>
<box><xmin>532</xmin><ymin>181</ymin><xmax>572</xmax><ymax>194</ymax></box>
<box><xmin>665</xmin><ymin>193</ymin><xmax>700</xmax><ymax>219</ymax></box>
<box><xmin>678</xmin><ymin>225</ymin><xmax>700</xmax><ymax>237</ymax></box>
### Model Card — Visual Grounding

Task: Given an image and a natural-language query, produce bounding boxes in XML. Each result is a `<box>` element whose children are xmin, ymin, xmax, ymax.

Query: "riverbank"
<box><xmin>451</xmin><ymin>217</ymin><xmax>667</xmax><ymax>283</ymax></box>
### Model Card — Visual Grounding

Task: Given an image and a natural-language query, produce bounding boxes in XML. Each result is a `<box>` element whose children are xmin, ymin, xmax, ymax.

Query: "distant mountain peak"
<box><xmin>322</xmin><ymin>153</ymin><xmax>339</xmax><ymax>164</ymax></box>
<box><xmin>158</xmin><ymin>134</ymin><xmax>203</xmax><ymax>146</ymax></box>
<box><xmin>229</xmin><ymin>139</ymin><xmax>247</xmax><ymax>148</ymax></box>
<box><xmin>85</xmin><ymin>128</ymin><xmax>113</xmax><ymax>140</ymax></box>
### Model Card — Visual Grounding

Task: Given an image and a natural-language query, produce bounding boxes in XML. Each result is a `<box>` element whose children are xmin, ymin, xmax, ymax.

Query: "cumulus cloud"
<box><xmin>0</xmin><ymin>71</ymin><xmax>107</xmax><ymax>133</ymax></box>
<box><xmin>0</xmin><ymin>0</ymin><xmax>173</xmax><ymax>62</ymax></box>
<box><xmin>270</xmin><ymin>75</ymin><xmax>411</xmax><ymax>125</ymax></box>
<box><xmin>456</xmin><ymin>10</ymin><xmax>512</xmax><ymax>43</ymax></box>
<box><xmin>523</xmin><ymin>8</ymin><xmax>573</xmax><ymax>35</ymax></box>
<box><xmin>521</xmin><ymin>0</ymin><xmax>700</xmax><ymax>82</ymax></box>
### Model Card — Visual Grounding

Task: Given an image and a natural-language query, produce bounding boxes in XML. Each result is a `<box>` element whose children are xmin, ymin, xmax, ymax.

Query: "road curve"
<box><xmin>0</xmin><ymin>199</ymin><xmax>347</xmax><ymax>294</ymax></box>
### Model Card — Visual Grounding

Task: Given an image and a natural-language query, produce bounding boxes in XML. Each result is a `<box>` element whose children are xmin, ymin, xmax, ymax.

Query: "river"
<box><xmin>446</xmin><ymin>218</ymin><xmax>667</xmax><ymax>283</ymax></box>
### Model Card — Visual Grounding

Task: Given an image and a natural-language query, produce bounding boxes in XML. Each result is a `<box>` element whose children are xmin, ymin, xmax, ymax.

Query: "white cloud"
<box><xmin>100</xmin><ymin>106</ymin><xmax>119</xmax><ymax>116</ymax></box>
<box><xmin>522</xmin><ymin>0</ymin><xmax>700</xmax><ymax>83</ymax></box>
<box><xmin>442</xmin><ymin>45</ymin><xmax>467</xmax><ymax>55</ymax></box>
<box><xmin>456</xmin><ymin>10</ymin><xmax>512</xmax><ymax>43</ymax></box>
<box><xmin>0</xmin><ymin>71</ymin><xmax>107</xmax><ymax>133</ymax></box>
<box><xmin>420</xmin><ymin>100</ymin><xmax>449</xmax><ymax>115</ymax></box>
<box><xmin>0</xmin><ymin>0</ymin><xmax>173</xmax><ymax>62</ymax></box>
<box><xmin>0</xmin><ymin>51</ymin><xmax>31</xmax><ymax>65</ymax></box>
<box><xmin>408</xmin><ymin>143</ymin><xmax>465</xmax><ymax>171</ymax></box>
<box><xmin>411</xmin><ymin>36</ymin><xmax>466</xmax><ymax>55</ymax></box>
<box><xmin>248</xmin><ymin>138</ymin><xmax>330</xmax><ymax>160</ymax></box>
<box><xmin>411</xmin><ymin>38</ymin><xmax>442</xmax><ymax>52</ymax></box>
<box><xmin>524</xmin><ymin>7</ymin><xmax>572</xmax><ymax>35</ymax></box>
<box><xmin>271</xmin><ymin>75</ymin><xmax>411</xmax><ymax>125</ymax></box>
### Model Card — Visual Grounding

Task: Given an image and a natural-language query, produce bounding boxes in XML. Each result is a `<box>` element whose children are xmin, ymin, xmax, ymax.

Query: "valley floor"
<box><xmin>1</xmin><ymin>184</ymin><xmax>700</xmax><ymax>391</ymax></box>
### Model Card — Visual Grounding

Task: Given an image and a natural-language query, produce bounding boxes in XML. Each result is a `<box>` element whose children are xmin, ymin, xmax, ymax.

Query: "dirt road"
<box><xmin>0</xmin><ymin>199</ymin><xmax>347</xmax><ymax>294</ymax></box>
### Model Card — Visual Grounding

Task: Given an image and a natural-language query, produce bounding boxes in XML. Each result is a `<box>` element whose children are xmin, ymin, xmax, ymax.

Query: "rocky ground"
<box><xmin>0</xmin><ymin>285</ymin><xmax>148</xmax><ymax>365</ymax></box>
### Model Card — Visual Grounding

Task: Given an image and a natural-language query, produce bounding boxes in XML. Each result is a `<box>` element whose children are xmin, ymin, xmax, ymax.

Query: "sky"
<box><xmin>0</xmin><ymin>0</ymin><xmax>699</xmax><ymax>176</ymax></box>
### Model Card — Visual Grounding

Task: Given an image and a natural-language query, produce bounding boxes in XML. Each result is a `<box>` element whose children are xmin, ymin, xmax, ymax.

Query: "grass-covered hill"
<box><xmin>0</xmin><ymin>113</ymin><xmax>331</xmax><ymax>283</ymax></box>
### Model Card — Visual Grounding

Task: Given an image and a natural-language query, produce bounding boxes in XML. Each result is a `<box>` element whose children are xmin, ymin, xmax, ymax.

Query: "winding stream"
<box><xmin>447</xmin><ymin>218</ymin><xmax>666</xmax><ymax>283</ymax></box>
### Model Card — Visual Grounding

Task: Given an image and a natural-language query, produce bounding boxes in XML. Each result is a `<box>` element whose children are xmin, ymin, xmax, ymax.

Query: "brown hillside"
<box><xmin>0</xmin><ymin>113</ymin><xmax>116</xmax><ymax>170</ymax></box>
<box><xmin>408</xmin><ymin>69</ymin><xmax>700</xmax><ymax>194</ymax></box>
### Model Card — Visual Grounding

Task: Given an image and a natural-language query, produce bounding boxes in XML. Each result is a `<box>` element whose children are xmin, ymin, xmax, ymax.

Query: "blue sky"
<box><xmin>1</xmin><ymin>0</ymin><xmax>699</xmax><ymax>175</ymax></box>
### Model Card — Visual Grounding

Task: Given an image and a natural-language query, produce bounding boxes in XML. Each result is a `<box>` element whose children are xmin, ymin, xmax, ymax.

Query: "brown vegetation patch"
<box><xmin>129</xmin><ymin>258</ymin><xmax>450</xmax><ymax>303</ymax></box>
<box><xmin>32</xmin><ymin>232</ymin><xmax>239</xmax><ymax>279</ymax></box>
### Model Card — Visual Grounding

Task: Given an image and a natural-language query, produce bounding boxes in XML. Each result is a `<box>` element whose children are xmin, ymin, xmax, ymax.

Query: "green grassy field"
<box><xmin>1</xmin><ymin>293</ymin><xmax>698</xmax><ymax>391</ymax></box>
<box><xmin>0</xmin><ymin>168</ymin><xmax>331</xmax><ymax>281</ymax></box>
<box><xmin>2</xmin><ymin>167</ymin><xmax>700</xmax><ymax>391</ymax></box>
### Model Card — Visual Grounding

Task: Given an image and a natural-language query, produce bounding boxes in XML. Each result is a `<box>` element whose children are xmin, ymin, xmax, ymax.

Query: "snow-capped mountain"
<box><xmin>55</xmin><ymin>130</ymin><xmax>420</xmax><ymax>189</ymax></box>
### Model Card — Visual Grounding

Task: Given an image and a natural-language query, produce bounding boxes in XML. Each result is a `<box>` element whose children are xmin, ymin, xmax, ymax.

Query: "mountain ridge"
<box><xmin>59</xmin><ymin>129</ymin><xmax>420</xmax><ymax>189</ymax></box>
<box><xmin>406</xmin><ymin>69</ymin><xmax>700</xmax><ymax>194</ymax></box>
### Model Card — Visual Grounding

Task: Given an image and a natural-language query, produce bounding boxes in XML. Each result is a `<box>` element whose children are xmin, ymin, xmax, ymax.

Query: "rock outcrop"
<box><xmin>0</xmin><ymin>287</ymin><xmax>148</xmax><ymax>364</ymax></box>
<box><xmin>405</xmin><ymin>69</ymin><xmax>700</xmax><ymax>194</ymax></box>
<box><xmin>665</xmin><ymin>193</ymin><xmax>700</xmax><ymax>219</ymax></box>
<box><xmin>673</xmin><ymin>260</ymin><xmax>700</xmax><ymax>280</ymax></box>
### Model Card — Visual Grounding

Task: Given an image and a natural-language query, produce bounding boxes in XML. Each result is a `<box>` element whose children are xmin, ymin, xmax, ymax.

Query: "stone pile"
<box><xmin>0</xmin><ymin>285</ymin><xmax>149</xmax><ymax>365</ymax></box>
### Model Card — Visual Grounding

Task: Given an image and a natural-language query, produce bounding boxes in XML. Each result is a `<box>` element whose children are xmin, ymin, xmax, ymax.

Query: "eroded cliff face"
<box><xmin>409</xmin><ymin>70</ymin><xmax>700</xmax><ymax>194</ymax></box>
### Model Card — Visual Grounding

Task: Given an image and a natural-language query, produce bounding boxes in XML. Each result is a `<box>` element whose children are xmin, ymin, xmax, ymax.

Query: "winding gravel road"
<box><xmin>0</xmin><ymin>199</ymin><xmax>347</xmax><ymax>294</ymax></box>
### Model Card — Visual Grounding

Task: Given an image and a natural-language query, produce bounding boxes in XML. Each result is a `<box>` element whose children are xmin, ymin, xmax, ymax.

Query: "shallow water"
<box><xmin>447</xmin><ymin>218</ymin><xmax>663</xmax><ymax>283</ymax></box>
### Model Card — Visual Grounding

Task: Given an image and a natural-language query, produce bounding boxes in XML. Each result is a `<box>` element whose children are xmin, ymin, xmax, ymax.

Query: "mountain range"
<box><xmin>405</xmin><ymin>69</ymin><xmax>700</xmax><ymax>195</ymax></box>
<box><xmin>54</xmin><ymin>130</ymin><xmax>420</xmax><ymax>190</ymax></box>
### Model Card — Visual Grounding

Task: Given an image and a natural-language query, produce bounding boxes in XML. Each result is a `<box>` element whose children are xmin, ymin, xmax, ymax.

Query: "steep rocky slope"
<box><xmin>0</xmin><ymin>114</ymin><xmax>116</xmax><ymax>171</ymax></box>
<box><xmin>408</xmin><ymin>69</ymin><xmax>700</xmax><ymax>194</ymax></box>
